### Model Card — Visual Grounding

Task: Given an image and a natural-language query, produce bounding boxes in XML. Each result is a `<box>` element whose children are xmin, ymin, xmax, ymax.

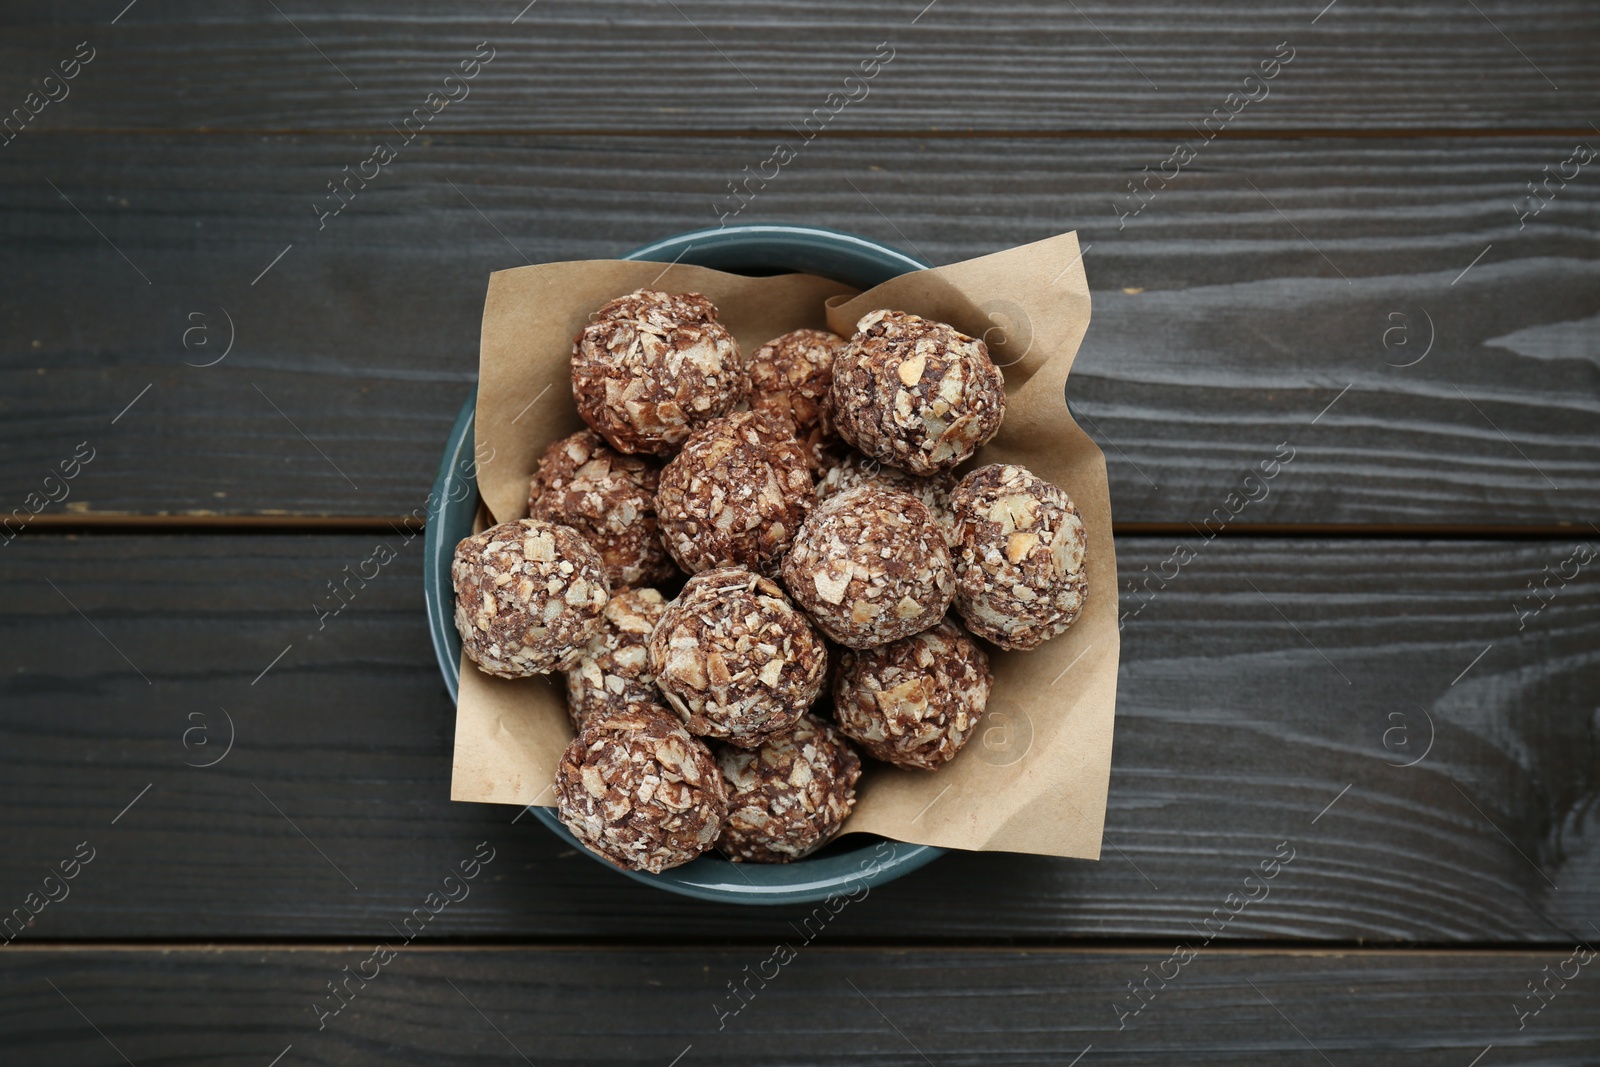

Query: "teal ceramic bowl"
<box><xmin>424</xmin><ymin>224</ymin><xmax>944</xmax><ymax>904</ymax></box>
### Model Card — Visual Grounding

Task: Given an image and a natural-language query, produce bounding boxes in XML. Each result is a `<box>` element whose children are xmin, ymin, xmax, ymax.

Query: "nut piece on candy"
<box><xmin>780</xmin><ymin>484</ymin><xmax>956</xmax><ymax>649</ymax></box>
<box><xmin>527</xmin><ymin>430</ymin><xmax>676</xmax><ymax>589</ymax></box>
<box><xmin>554</xmin><ymin>704</ymin><xmax>729</xmax><ymax>873</ymax></box>
<box><xmin>948</xmin><ymin>463</ymin><xmax>1088</xmax><ymax>650</ymax></box>
<box><xmin>818</xmin><ymin>451</ymin><xmax>958</xmax><ymax>549</ymax></box>
<box><xmin>570</xmin><ymin>289</ymin><xmax>744</xmax><ymax>455</ymax></box>
<box><xmin>655</xmin><ymin>410</ymin><xmax>815</xmax><ymax>576</ymax></box>
<box><xmin>833</xmin><ymin>619</ymin><xmax>993</xmax><ymax>771</ymax></box>
<box><xmin>565</xmin><ymin>587</ymin><xmax>669</xmax><ymax>732</ymax></box>
<box><xmin>716</xmin><ymin>713</ymin><xmax>862</xmax><ymax>863</ymax></box>
<box><xmin>451</xmin><ymin>518</ymin><xmax>610</xmax><ymax>678</ymax></box>
<box><xmin>830</xmin><ymin>309</ymin><xmax>1006</xmax><ymax>476</ymax></box>
<box><xmin>746</xmin><ymin>327</ymin><xmax>848</xmax><ymax>474</ymax></box>
<box><xmin>648</xmin><ymin>565</ymin><xmax>829</xmax><ymax>748</ymax></box>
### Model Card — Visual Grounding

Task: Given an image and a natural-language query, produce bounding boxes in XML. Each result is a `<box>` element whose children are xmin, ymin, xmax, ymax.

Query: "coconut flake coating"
<box><xmin>555</xmin><ymin>704</ymin><xmax>729</xmax><ymax>873</ymax></box>
<box><xmin>527</xmin><ymin>430</ymin><xmax>676</xmax><ymax>589</ymax></box>
<box><xmin>565</xmin><ymin>587</ymin><xmax>669</xmax><ymax>732</ymax></box>
<box><xmin>716</xmin><ymin>713</ymin><xmax>862</xmax><ymax>863</ymax></box>
<box><xmin>570</xmin><ymin>289</ymin><xmax>744</xmax><ymax>455</ymax></box>
<box><xmin>655</xmin><ymin>410</ymin><xmax>815</xmax><ymax>576</ymax></box>
<box><xmin>818</xmin><ymin>451</ymin><xmax>958</xmax><ymax>548</ymax></box>
<box><xmin>833</xmin><ymin>619</ymin><xmax>993</xmax><ymax>771</ymax></box>
<box><xmin>949</xmin><ymin>463</ymin><xmax>1088</xmax><ymax>650</ymax></box>
<box><xmin>831</xmin><ymin>310</ymin><xmax>1006</xmax><ymax>476</ymax></box>
<box><xmin>452</xmin><ymin>519</ymin><xmax>610</xmax><ymax>678</ymax></box>
<box><xmin>648</xmin><ymin>566</ymin><xmax>829</xmax><ymax>748</ymax></box>
<box><xmin>746</xmin><ymin>328</ymin><xmax>848</xmax><ymax>475</ymax></box>
<box><xmin>780</xmin><ymin>485</ymin><xmax>956</xmax><ymax>649</ymax></box>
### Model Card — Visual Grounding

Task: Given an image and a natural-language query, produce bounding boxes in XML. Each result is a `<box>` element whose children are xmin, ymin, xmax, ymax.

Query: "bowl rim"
<box><xmin>423</xmin><ymin>222</ymin><xmax>945</xmax><ymax>905</ymax></box>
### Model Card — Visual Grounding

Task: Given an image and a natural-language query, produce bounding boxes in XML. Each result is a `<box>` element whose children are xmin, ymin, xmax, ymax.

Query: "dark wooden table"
<box><xmin>4</xmin><ymin>3</ymin><xmax>1598</xmax><ymax>1063</ymax></box>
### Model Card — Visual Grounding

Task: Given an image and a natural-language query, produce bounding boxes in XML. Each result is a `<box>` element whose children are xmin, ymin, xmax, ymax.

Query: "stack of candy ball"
<box><xmin>452</xmin><ymin>292</ymin><xmax>1088</xmax><ymax>872</ymax></box>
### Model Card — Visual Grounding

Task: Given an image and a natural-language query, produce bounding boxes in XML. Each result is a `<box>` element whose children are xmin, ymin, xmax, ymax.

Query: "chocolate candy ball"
<box><xmin>648</xmin><ymin>566</ymin><xmax>828</xmax><ymax>748</ymax></box>
<box><xmin>655</xmin><ymin>410</ymin><xmax>815</xmax><ymax>577</ymax></box>
<box><xmin>818</xmin><ymin>450</ymin><xmax>958</xmax><ymax>548</ymax></box>
<box><xmin>746</xmin><ymin>327</ymin><xmax>848</xmax><ymax>475</ymax></box>
<box><xmin>452</xmin><ymin>519</ymin><xmax>609</xmax><ymax>678</ymax></box>
<box><xmin>716</xmin><ymin>713</ymin><xmax>861</xmax><ymax>863</ymax></box>
<box><xmin>949</xmin><ymin>463</ymin><xmax>1088</xmax><ymax>650</ymax></box>
<box><xmin>554</xmin><ymin>704</ymin><xmax>729</xmax><ymax>873</ymax></box>
<box><xmin>527</xmin><ymin>430</ymin><xmax>676</xmax><ymax>589</ymax></box>
<box><xmin>570</xmin><ymin>289</ymin><xmax>744</xmax><ymax>455</ymax></box>
<box><xmin>834</xmin><ymin>619</ymin><xmax>993</xmax><ymax>771</ymax></box>
<box><xmin>781</xmin><ymin>485</ymin><xmax>956</xmax><ymax>649</ymax></box>
<box><xmin>565</xmin><ymin>587</ymin><xmax>669</xmax><ymax>732</ymax></box>
<box><xmin>831</xmin><ymin>309</ymin><xmax>1006</xmax><ymax>476</ymax></box>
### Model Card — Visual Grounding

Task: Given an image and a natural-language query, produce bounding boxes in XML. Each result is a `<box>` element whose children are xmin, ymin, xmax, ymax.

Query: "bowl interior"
<box><xmin>424</xmin><ymin>223</ymin><xmax>943</xmax><ymax>904</ymax></box>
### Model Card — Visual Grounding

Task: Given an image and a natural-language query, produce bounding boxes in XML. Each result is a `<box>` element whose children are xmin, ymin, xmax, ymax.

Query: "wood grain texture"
<box><xmin>1</xmin><ymin>134</ymin><xmax>1596</xmax><ymax>526</ymax></box>
<box><xmin>2</xmin><ymin>945</ymin><xmax>1597</xmax><ymax>1065</ymax></box>
<box><xmin>1</xmin><ymin>534</ymin><xmax>1594</xmax><ymax>944</ymax></box>
<box><xmin>2</xmin><ymin>1</ymin><xmax>1598</xmax><ymax>133</ymax></box>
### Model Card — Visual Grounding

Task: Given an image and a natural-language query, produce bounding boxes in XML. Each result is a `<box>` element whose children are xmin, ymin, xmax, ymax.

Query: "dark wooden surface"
<box><xmin>4</xmin><ymin>2</ymin><xmax>1598</xmax><ymax>1063</ymax></box>
<box><xmin>3</xmin><ymin>1</ymin><xmax>1598</xmax><ymax>132</ymax></box>
<box><xmin>2</xmin><ymin>535</ymin><xmax>1596</xmax><ymax>944</ymax></box>
<box><xmin>5</xmin><ymin>946</ymin><xmax>1598</xmax><ymax>1065</ymax></box>
<box><xmin>3</xmin><ymin>135</ymin><xmax>1597</xmax><ymax>525</ymax></box>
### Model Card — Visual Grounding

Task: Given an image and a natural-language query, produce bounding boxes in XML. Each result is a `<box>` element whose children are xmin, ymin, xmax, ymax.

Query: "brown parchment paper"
<box><xmin>450</xmin><ymin>232</ymin><xmax>1116</xmax><ymax>860</ymax></box>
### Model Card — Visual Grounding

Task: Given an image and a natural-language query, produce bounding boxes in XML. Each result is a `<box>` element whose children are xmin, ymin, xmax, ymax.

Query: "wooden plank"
<box><xmin>2</xmin><ymin>534</ymin><xmax>1595</xmax><ymax>943</ymax></box>
<box><xmin>2</xmin><ymin>134</ymin><xmax>1597</xmax><ymax>527</ymax></box>
<box><xmin>2</xmin><ymin>945</ymin><xmax>1597</xmax><ymax>1064</ymax></box>
<box><xmin>3</xmin><ymin>1</ymin><xmax>1598</xmax><ymax>132</ymax></box>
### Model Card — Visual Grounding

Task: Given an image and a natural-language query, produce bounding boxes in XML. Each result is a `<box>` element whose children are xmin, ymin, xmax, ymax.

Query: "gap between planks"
<box><xmin>13</xmin><ymin>127</ymin><xmax>1600</xmax><ymax>141</ymax></box>
<box><xmin>0</xmin><ymin>940</ymin><xmax>1590</xmax><ymax>956</ymax></box>
<box><xmin>13</xmin><ymin>514</ymin><xmax>1597</xmax><ymax>540</ymax></box>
